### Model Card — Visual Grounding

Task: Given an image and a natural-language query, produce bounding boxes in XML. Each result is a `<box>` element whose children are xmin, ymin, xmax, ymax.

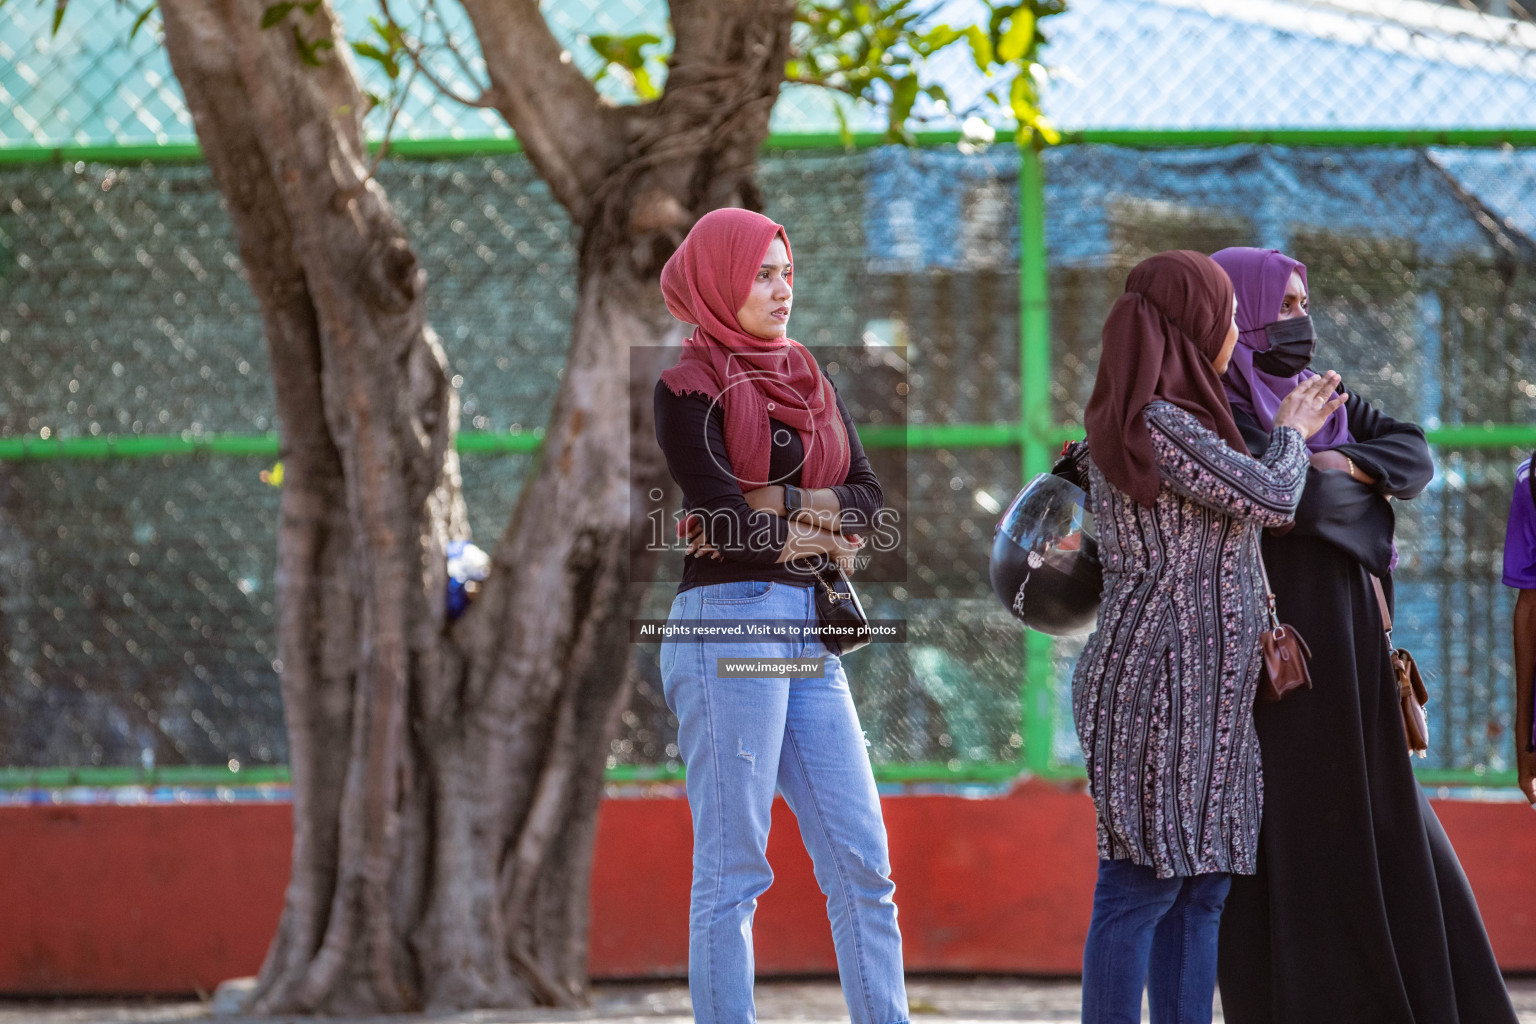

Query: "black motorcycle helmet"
<box><xmin>990</xmin><ymin>473</ymin><xmax>1104</xmax><ymax>636</ymax></box>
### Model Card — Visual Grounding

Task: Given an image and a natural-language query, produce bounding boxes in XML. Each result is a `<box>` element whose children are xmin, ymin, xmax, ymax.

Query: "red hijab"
<box><xmin>1084</xmin><ymin>250</ymin><xmax>1246</xmax><ymax>507</ymax></box>
<box><xmin>659</xmin><ymin>208</ymin><xmax>850</xmax><ymax>489</ymax></box>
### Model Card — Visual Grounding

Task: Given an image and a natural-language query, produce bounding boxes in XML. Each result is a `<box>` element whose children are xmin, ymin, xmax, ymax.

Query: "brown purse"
<box><xmin>1256</xmin><ymin>553</ymin><xmax>1313</xmax><ymax>703</ymax></box>
<box><xmin>1371</xmin><ymin>575</ymin><xmax>1429</xmax><ymax>756</ymax></box>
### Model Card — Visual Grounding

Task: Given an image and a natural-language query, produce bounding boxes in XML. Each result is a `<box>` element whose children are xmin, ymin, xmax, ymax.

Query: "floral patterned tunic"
<box><xmin>1069</xmin><ymin>401</ymin><xmax>1309</xmax><ymax>878</ymax></box>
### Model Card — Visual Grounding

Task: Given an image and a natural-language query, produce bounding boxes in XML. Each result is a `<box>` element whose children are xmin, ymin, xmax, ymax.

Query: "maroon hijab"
<box><xmin>1085</xmin><ymin>250</ymin><xmax>1246</xmax><ymax>507</ymax></box>
<box><xmin>659</xmin><ymin>208</ymin><xmax>850</xmax><ymax>489</ymax></box>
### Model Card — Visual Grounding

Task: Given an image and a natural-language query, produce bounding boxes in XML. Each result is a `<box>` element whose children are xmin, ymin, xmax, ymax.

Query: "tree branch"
<box><xmin>629</xmin><ymin>0</ymin><xmax>793</xmax><ymax>205</ymax></box>
<box><xmin>454</xmin><ymin>0</ymin><xmax>626</xmax><ymax>221</ymax></box>
<box><xmin>423</xmin><ymin>0</ymin><xmax>488</xmax><ymax>91</ymax></box>
<box><xmin>377</xmin><ymin>0</ymin><xmax>496</xmax><ymax>110</ymax></box>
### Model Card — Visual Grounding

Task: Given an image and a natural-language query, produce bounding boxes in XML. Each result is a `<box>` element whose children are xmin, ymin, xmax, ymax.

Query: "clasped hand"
<box><xmin>686</xmin><ymin>485</ymin><xmax>862</xmax><ymax>573</ymax></box>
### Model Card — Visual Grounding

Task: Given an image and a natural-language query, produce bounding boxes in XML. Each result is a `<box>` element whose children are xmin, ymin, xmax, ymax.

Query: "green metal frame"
<box><xmin>8</xmin><ymin>126</ymin><xmax>1536</xmax><ymax>167</ymax></box>
<box><xmin>1</xmin><ymin>760</ymin><xmax>1508</xmax><ymax>792</ymax></box>
<box><xmin>2</xmin><ymin>126</ymin><xmax>1533</xmax><ymax>791</ymax></box>
<box><xmin>0</xmin><ymin>429</ymin><xmax>546</xmax><ymax>460</ymax></box>
<box><xmin>0</xmin><ymin>759</ymin><xmax>1025</xmax><ymax>791</ymax></box>
<box><xmin>1019</xmin><ymin>143</ymin><xmax>1067</xmax><ymax>779</ymax></box>
<box><xmin>3</xmin><ymin>422</ymin><xmax>1531</xmax><ymax>462</ymax></box>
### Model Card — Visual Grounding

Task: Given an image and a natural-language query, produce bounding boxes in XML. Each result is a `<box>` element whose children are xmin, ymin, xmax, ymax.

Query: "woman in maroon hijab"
<box><xmin>1210</xmin><ymin>247</ymin><xmax>1517</xmax><ymax>1024</ymax></box>
<box><xmin>1058</xmin><ymin>250</ymin><xmax>1344</xmax><ymax>1023</ymax></box>
<box><xmin>653</xmin><ymin>208</ymin><xmax>907</xmax><ymax>1024</ymax></box>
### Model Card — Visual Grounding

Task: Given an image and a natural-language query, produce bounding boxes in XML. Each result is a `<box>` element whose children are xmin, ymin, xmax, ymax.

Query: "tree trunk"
<box><xmin>408</xmin><ymin>274</ymin><xmax>682</xmax><ymax>1004</ymax></box>
<box><xmin>159</xmin><ymin>0</ymin><xmax>792</xmax><ymax>1012</ymax></box>
<box><xmin>161</xmin><ymin>0</ymin><xmax>459</xmax><ymax>1010</ymax></box>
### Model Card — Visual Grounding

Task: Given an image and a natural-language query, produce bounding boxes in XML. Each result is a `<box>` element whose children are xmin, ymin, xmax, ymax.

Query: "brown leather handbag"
<box><xmin>1256</xmin><ymin>555</ymin><xmax>1313</xmax><ymax>703</ymax></box>
<box><xmin>1372</xmin><ymin>576</ymin><xmax>1429</xmax><ymax>756</ymax></box>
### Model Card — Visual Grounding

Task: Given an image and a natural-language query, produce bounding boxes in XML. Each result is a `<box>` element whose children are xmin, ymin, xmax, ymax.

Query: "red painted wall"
<box><xmin>2</xmin><ymin>783</ymin><xmax>1532</xmax><ymax>994</ymax></box>
<box><xmin>588</xmin><ymin>781</ymin><xmax>1103</xmax><ymax>976</ymax></box>
<box><xmin>1</xmin><ymin>803</ymin><xmax>290</xmax><ymax>994</ymax></box>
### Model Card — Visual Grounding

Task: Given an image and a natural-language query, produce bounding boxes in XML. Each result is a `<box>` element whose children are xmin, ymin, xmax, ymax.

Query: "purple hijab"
<box><xmin>1212</xmin><ymin>247</ymin><xmax>1352</xmax><ymax>452</ymax></box>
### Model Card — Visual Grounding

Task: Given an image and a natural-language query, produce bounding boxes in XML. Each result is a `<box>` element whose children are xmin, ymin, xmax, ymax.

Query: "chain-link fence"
<box><xmin>0</xmin><ymin>0</ymin><xmax>936</xmax><ymax>146</ymax></box>
<box><xmin>5</xmin><ymin>0</ymin><xmax>1536</xmax><ymax>148</ymax></box>
<box><xmin>4</xmin><ymin>0</ymin><xmax>1536</xmax><ymax>789</ymax></box>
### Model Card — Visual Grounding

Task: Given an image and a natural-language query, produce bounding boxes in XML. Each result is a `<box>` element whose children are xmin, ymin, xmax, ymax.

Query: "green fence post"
<box><xmin>1019</xmin><ymin>141</ymin><xmax>1059</xmax><ymax>778</ymax></box>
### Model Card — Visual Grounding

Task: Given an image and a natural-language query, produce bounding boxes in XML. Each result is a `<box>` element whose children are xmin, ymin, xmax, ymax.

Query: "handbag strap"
<box><xmin>810</xmin><ymin>560</ymin><xmax>846</xmax><ymax>599</ymax></box>
<box><xmin>1370</xmin><ymin>574</ymin><xmax>1394</xmax><ymax>642</ymax></box>
<box><xmin>1254</xmin><ymin>538</ymin><xmax>1281</xmax><ymax>631</ymax></box>
<box><xmin>1259</xmin><ymin>539</ymin><xmax>1396</xmax><ymax>649</ymax></box>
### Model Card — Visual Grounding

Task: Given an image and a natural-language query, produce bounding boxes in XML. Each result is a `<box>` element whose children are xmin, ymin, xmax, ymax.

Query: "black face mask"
<box><xmin>1252</xmin><ymin>315</ymin><xmax>1316</xmax><ymax>377</ymax></box>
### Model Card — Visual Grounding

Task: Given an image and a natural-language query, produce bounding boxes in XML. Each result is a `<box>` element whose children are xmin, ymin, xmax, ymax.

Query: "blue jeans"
<box><xmin>661</xmin><ymin>580</ymin><xmax>909</xmax><ymax>1024</ymax></box>
<box><xmin>1081</xmin><ymin>858</ymin><xmax>1232</xmax><ymax>1024</ymax></box>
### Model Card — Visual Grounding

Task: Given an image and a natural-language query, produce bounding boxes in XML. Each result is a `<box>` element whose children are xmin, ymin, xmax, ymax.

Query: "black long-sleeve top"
<box><xmin>1233</xmin><ymin>389</ymin><xmax>1434</xmax><ymax>577</ymax></box>
<box><xmin>653</xmin><ymin>377</ymin><xmax>884</xmax><ymax>592</ymax></box>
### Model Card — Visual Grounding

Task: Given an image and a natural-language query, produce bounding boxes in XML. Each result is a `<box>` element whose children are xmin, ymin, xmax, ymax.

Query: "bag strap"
<box><xmin>1370</xmin><ymin>574</ymin><xmax>1394</xmax><ymax>642</ymax></box>
<box><xmin>810</xmin><ymin>560</ymin><xmax>849</xmax><ymax>596</ymax></box>
<box><xmin>1254</xmin><ymin>538</ymin><xmax>1281</xmax><ymax>631</ymax></box>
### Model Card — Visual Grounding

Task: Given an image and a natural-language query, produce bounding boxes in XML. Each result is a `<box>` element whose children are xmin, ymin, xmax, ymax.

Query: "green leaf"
<box><xmin>1008</xmin><ymin>70</ymin><xmax>1031</xmax><ymax>113</ymax></box>
<box><xmin>352</xmin><ymin>41</ymin><xmax>400</xmax><ymax>79</ymax></box>
<box><xmin>963</xmin><ymin>25</ymin><xmax>993</xmax><ymax>69</ymax></box>
<box><xmin>888</xmin><ymin>73</ymin><xmax>919</xmax><ymax>130</ymax></box>
<box><xmin>791</xmin><ymin>0</ymin><xmax>1066</xmax><ymax>147</ymax></box>
<box><xmin>997</xmin><ymin>8</ymin><xmax>1035</xmax><ymax>63</ymax></box>
<box><xmin>300</xmin><ymin>0</ymin><xmax>321</xmax><ymax>12</ymax></box>
<box><xmin>261</xmin><ymin>2</ymin><xmax>295</xmax><ymax>30</ymax></box>
<box><xmin>1008</xmin><ymin>70</ymin><xmax>1059</xmax><ymax>143</ymax></box>
<box><xmin>587</xmin><ymin>32</ymin><xmax>661</xmax><ymax>71</ymax></box>
<box><xmin>128</xmin><ymin>2</ymin><xmax>157</xmax><ymax>40</ymax></box>
<box><xmin>1015</xmin><ymin>98</ymin><xmax>1062</xmax><ymax>146</ymax></box>
<box><xmin>632</xmin><ymin>65</ymin><xmax>658</xmax><ymax>100</ymax></box>
<box><xmin>586</xmin><ymin>31</ymin><xmax>670</xmax><ymax>98</ymax></box>
<box><xmin>987</xmin><ymin>4</ymin><xmax>1011</xmax><ymax>48</ymax></box>
<box><xmin>291</xmin><ymin>23</ymin><xmax>333</xmax><ymax>66</ymax></box>
<box><xmin>918</xmin><ymin>24</ymin><xmax>959</xmax><ymax>53</ymax></box>
<box><xmin>368</xmin><ymin>15</ymin><xmax>404</xmax><ymax>49</ymax></box>
<box><xmin>833</xmin><ymin>100</ymin><xmax>854</xmax><ymax>151</ymax></box>
<box><xmin>50</xmin><ymin>0</ymin><xmax>67</xmax><ymax>36</ymax></box>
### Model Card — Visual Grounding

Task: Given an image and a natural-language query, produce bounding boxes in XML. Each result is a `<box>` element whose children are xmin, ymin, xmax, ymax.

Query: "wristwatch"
<box><xmin>783</xmin><ymin>484</ymin><xmax>810</xmax><ymax>524</ymax></box>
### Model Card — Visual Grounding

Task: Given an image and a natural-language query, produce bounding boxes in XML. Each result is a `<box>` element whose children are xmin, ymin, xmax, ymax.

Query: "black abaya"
<box><xmin>1217</xmin><ymin>392</ymin><xmax>1518</xmax><ymax>1024</ymax></box>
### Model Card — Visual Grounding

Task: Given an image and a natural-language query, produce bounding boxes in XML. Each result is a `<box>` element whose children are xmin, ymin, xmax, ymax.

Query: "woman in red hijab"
<box><xmin>1058</xmin><ymin>250</ymin><xmax>1344</xmax><ymax>1023</ymax></box>
<box><xmin>653</xmin><ymin>208</ymin><xmax>907</xmax><ymax>1024</ymax></box>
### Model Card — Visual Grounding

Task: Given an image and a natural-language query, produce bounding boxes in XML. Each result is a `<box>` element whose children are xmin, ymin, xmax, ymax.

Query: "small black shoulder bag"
<box><xmin>811</xmin><ymin>562</ymin><xmax>871</xmax><ymax>655</ymax></box>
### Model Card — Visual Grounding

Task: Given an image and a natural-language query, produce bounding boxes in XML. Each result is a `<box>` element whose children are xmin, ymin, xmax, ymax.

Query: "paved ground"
<box><xmin>4</xmin><ymin>978</ymin><xmax>1536</xmax><ymax>1023</ymax></box>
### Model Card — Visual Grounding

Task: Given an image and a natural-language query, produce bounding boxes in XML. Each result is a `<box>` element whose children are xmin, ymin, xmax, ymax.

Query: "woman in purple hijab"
<box><xmin>1210</xmin><ymin>247</ymin><xmax>1517</xmax><ymax>1024</ymax></box>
